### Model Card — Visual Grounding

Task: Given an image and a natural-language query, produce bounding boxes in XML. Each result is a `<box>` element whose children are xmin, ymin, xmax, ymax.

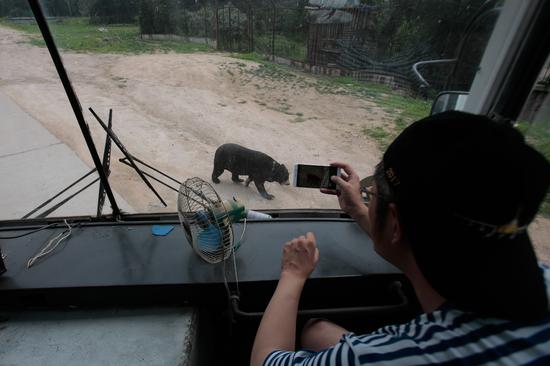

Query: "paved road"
<box><xmin>0</xmin><ymin>91</ymin><xmax>132</xmax><ymax>219</ymax></box>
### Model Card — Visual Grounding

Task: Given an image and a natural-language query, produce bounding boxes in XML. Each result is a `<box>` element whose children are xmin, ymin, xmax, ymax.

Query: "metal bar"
<box><xmin>117</xmin><ymin>159</ymin><xmax>210</xmax><ymax>209</ymax></box>
<box><xmin>271</xmin><ymin>0</ymin><xmax>277</xmax><ymax>61</ymax></box>
<box><xmin>22</xmin><ymin>169</ymin><xmax>97</xmax><ymax>219</ymax></box>
<box><xmin>38</xmin><ymin>178</ymin><xmax>101</xmax><ymax>218</ymax></box>
<box><xmin>412</xmin><ymin>59</ymin><xmax>456</xmax><ymax>88</ymax></box>
<box><xmin>97</xmin><ymin>109</ymin><xmax>113</xmax><ymax>217</ymax></box>
<box><xmin>89</xmin><ymin>108</ymin><xmax>167</xmax><ymax>207</ymax></box>
<box><xmin>215</xmin><ymin>0</ymin><xmax>219</xmax><ymax>50</ymax></box>
<box><xmin>27</xmin><ymin>0</ymin><xmax>121</xmax><ymax>219</ymax></box>
<box><xmin>249</xmin><ymin>6</ymin><xmax>254</xmax><ymax>52</ymax></box>
<box><xmin>119</xmin><ymin>156</ymin><xmax>181</xmax><ymax>185</ymax></box>
<box><xmin>231</xmin><ymin>281</ymin><xmax>409</xmax><ymax>319</ymax></box>
<box><xmin>203</xmin><ymin>6</ymin><xmax>208</xmax><ymax>43</ymax></box>
<box><xmin>228</xmin><ymin>6</ymin><xmax>232</xmax><ymax>51</ymax></box>
<box><xmin>118</xmin><ymin>158</ymin><xmax>179</xmax><ymax>193</ymax></box>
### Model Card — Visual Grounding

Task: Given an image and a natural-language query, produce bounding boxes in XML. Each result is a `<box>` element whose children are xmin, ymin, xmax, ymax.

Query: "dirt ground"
<box><xmin>1</xmin><ymin>26</ymin><xmax>548</xmax><ymax>263</ymax></box>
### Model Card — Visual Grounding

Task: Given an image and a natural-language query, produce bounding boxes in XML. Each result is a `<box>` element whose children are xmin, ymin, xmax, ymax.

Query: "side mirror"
<box><xmin>430</xmin><ymin>92</ymin><xmax>469</xmax><ymax>115</ymax></box>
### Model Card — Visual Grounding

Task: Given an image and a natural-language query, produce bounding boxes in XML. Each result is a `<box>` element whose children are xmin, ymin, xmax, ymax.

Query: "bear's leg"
<box><xmin>255</xmin><ymin>181</ymin><xmax>274</xmax><ymax>200</ymax></box>
<box><xmin>245</xmin><ymin>176</ymin><xmax>253</xmax><ymax>187</ymax></box>
<box><xmin>232</xmin><ymin>173</ymin><xmax>244</xmax><ymax>183</ymax></box>
<box><xmin>211</xmin><ymin>165</ymin><xmax>224</xmax><ymax>184</ymax></box>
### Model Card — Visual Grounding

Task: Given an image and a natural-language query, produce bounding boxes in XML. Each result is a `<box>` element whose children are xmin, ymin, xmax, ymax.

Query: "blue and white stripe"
<box><xmin>263</xmin><ymin>265</ymin><xmax>550</xmax><ymax>366</ymax></box>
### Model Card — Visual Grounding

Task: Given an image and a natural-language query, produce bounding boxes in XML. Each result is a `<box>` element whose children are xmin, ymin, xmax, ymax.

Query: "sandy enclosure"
<box><xmin>0</xmin><ymin>26</ymin><xmax>548</xmax><ymax>263</ymax></box>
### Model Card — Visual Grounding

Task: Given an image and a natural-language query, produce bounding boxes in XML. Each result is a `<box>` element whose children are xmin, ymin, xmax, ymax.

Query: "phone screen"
<box><xmin>294</xmin><ymin>165</ymin><xmax>339</xmax><ymax>189</ymax></box>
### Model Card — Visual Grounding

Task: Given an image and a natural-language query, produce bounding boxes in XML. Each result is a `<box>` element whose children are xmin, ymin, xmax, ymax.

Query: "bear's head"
<box><xmin>274</xmin><ymin>164</ymin><xmax>290</xmax><ymax>185</ymax></box>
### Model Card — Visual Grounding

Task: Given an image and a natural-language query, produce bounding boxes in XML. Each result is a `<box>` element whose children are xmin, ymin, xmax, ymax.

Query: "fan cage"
<box><xmin>177</xmin><ymin>177</ymin><xmax>234</xmax><ymax>264</ymax></box>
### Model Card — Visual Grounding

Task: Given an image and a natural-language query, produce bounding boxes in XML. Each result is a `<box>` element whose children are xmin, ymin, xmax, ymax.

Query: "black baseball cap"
<box><xmin>382</xmin><ymin>111</ymin><xmax>550</xmax><ymax>320</ymax></box>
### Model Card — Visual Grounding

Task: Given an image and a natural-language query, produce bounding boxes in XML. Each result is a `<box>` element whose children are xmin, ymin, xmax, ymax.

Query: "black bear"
<box><xmin>212</xmin><ymin>143</ymin><xmax>290</xmax><ymax>200</ymax></box>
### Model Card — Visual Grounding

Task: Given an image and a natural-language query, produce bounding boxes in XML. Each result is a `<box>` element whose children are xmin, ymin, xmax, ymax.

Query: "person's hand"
<box><xmin>320</xmin><ymin>162</ymin><xmax>367</xmax><ymax>220</ymax></box>
<box><xmin>281</xmin><ymin>232</ymin><xmax>319</xmax><ymax>282</ymax></box>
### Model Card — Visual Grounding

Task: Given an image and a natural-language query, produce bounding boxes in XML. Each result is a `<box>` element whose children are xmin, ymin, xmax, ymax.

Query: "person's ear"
<box><xmin>388</xmin><ymin>203</ymin><xmax>403</xmax><ymax>247</ymax></box>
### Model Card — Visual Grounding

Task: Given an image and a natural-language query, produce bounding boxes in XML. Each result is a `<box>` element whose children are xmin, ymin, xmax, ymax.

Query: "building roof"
<box><xmin>308</xmin><ymin>0</ymin><xmax>361</xmax><ymax>9</ymax></box>
<box><xmin>308</xmin><ymin>9</ymin><xmax>353</xmax><ymax>24</ymax></box>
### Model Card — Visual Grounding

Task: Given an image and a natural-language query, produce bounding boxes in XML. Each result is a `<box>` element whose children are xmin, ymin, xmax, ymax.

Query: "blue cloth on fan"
<box><xmin>198</xmin><ymin>224</ymin><xmax>222</xmax><ymax>251</ymax></box>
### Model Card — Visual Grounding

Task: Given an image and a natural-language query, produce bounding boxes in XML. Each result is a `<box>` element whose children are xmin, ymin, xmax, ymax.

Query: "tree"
<box><xmin>138</xmin><ymin>0</ymin><xmax>177</xmax><ymax>34</ymax></box>
<box><xmin>0</xmin><ymin>0</ymin><xmax>33</xmax><ymax>17</ymax></box>
<box><xmin>89</xmin><ymin>0</ymin><xmax>139</xmax><ymax>24</ymax></box>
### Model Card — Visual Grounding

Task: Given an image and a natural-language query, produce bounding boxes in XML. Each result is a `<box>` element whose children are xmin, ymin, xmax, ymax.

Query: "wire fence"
<box><xmin>1</xmin><ymin>0</ymin><xmax>504</xmax><ymax>95</ymax></box>
<box><xmin>137</xmin><ymin>0</ymin><xmax>494</xmax><ymax>96</ymax></box>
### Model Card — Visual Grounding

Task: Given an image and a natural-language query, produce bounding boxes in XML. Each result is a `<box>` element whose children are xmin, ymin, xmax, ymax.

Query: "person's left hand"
<box><xmin>281</xmin><ymin>232</ymin><xmax>319</xmax><ymax>281</ymax></box>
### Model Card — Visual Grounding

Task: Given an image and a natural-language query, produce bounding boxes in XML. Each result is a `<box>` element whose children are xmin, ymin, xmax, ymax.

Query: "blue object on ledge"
<box><xmin>152</xmin><ymin>225</ymin><xmax>174</xmax><ymax>236</ymax></box>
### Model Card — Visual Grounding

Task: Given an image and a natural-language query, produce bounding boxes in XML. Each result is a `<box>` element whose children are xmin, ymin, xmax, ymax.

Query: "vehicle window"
<box><xmin>516</xmin><ymin>53</ymin><xmax>550</xmax><ymax>264</ymax></box>
<box><xmin>0</xmin><ymin>0</ymin><xmax>119</xmax><ymax>219</ymax></box>
<box><xmin>0</xmin><ymin>0</ymin><xmax>503</xmax><ymax>218</ymax></box>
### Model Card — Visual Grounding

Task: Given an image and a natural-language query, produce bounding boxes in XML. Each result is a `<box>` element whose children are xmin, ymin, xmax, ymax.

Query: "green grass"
<box><xmin>231</xmin><ymin>52</ymin><xmax>268</xmax><ymax>63</ymax></box>
<box><xmin>230</xmin><ymin>53</ymin><xmax>300</xmax><ymax>83</ymax></box>
<box><xmin>229</xmin><ymin>54</ymin><xmax>431</xmax><ymax>149</ymax></box>
<box><xmin>315</xmin><ymin>76</ymin><xmax>431</xmax><ymax>149</ymax></box>
<box><xmin>515</xmin><ymin>120</ymin><xmax>550</xmax><ymax>218</ymax></box>
<box><xmin>362</xmin><ymin>126</ymin><xmax>393</xmax><ymax>149</ymax></box>
<box><xmin>0</xmin><ymin>17</ymin><xmax>213</xmax><ymax>54</ymax></box>
<box><xmin>2</xmin><ymin>16</ymin><xmax>428</xmax><ymax>157</ymax></box>
<box><xmin>254</xmin><ymin>34</ymin><xmax>307</xmax><ymax>62</ymax></box>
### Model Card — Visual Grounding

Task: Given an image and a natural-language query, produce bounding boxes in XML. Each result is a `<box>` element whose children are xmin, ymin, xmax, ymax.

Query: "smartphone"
<box><xmin>293</xmin><ymin>164</ymin><xmax>341</xmax><ymax>189</ymax></box>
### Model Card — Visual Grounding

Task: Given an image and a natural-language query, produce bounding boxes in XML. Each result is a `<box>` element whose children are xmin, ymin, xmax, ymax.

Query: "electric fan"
<box><xmin>177</xmin><ymin>177</ymin><xmax>249</xmax><ymax>264</ymax></box>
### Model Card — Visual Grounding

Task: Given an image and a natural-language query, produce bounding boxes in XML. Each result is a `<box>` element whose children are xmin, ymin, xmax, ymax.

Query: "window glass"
<box><xmin>0</xmin><ymin>0</ymin><xmax>503</xmax><ymax>218</ymax></box>
<box><xmin>516</xmin><ymin>54</ymin><xmax>550</xmax><ymax>264</ymax></box>
<box><xmin>0</xmin><ymin>0</ymin><xmax>133</xmax><ymax>219</ymax></box>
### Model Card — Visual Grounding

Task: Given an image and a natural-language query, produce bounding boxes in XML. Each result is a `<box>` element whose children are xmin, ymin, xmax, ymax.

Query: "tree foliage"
<box><xmin>139</xmin><ymin>0</ymin><xmax>177</xmax><ymax>34</ymax></box>
<box><xmin>0</xmin><ymin>0</ymin><xmax>98</xmax><ymax>17</ymax></box>
<box><xmin>90</xmin><ymin>0</ymin><xmax>138</xmax><ymax>24</ymax></box>
<box><xmin>361</xmin><ymin>0</ymin><xmax>488</xmax><ymax>59</ymax></box>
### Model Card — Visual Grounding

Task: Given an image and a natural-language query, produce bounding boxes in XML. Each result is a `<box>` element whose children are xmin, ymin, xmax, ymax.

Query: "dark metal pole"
<box><xmin>38</xmin><ymin>178</ymin><xmax>100</xmax><ymax>218</ymax></box>
<box><xmin>215</xmin><ymin>0</ymin><xmax>220</xmax><ymax>50</ymax></box>
<box><xmin>272</xmin><ymin>3</ymin><xmax>276</xmax><ymax>61</ymax></box>
<box><xmin>22</xmin><ymin>168</ymin><xmax>97</xmax><ymax>219</ymax></box>
<box><xmin>97</xmin><ymin>109</ymin><xmax>113</xmax><ymax>217</ymax></box>
<box><xmin>229</xmin><ymin>6</ymin><xmax>232</xmax><ymax>51</ymax></box>
<box><xmin>119</xmin><ymin>157</ymin><xmax>181</xmax><ymax>185</ymax></box>
<box><xmin>249</xmin><ymin>5</ymin><xmax>254</xmax><ymax>53</ymax></box>
<box><xmin>204</xmin><ymin>5</ymin><xmax>208</xmax><ymax>44</ymax></box>
<box><xmin>27</xmin><ymin>0</ymin><xmax>121</xmax><ymax>219</ymax></box>
<box><xmin>119</xmin><ymin>159</ymin><xmax>179</xmax><ymax>193</ymax></box>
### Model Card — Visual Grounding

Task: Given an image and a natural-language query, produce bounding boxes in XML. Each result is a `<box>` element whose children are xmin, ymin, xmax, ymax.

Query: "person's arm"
<box><xmin>250</xmin><ymin>232</ymin><xmax>319</xmax><ymax>366</ymax></box>
<box><xmin>347</xmin><ymin>204</ymin><xmax>371</xmax><ymax>236</ymax></box>
<box><xmin>321</xmin><ymin>162</ymin><xmax>372</xmax><ymax>236</ymax></box>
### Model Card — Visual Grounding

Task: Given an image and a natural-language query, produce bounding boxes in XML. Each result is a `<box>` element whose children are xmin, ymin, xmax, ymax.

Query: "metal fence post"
<box><xmin>272</xmin><ymin>4</ymin><xmax>276</xmax><ymax>61</ymax></box>
<box><xmin>249</xmin><ymin>5</ymin><xmax>254</xmax><ymax>53</ymax></box>
<box><xmin>203</xmin><ymin>6</ymin><xmax>208</xmax><ymax>44</ymax></box>
<box><xmin>215</xmin><ymin>0</ymin><xmax>220</xmax><ymax>50</ymax></box>
<box><xmin>237</xmin><ymin>8</ymin><xmax>240</xmax><ymax>51</ymax></box>
<box><xmin>228</xmin><ymin>6</ymin><xmax>232</xmax><ymax>51</ymax></box>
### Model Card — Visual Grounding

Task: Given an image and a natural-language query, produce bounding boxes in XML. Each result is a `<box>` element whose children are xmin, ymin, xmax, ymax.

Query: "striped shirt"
<box><xmin>264</xmin><ymin>264</ymin><xmax>550</xmax><ymax>366</ymax></box>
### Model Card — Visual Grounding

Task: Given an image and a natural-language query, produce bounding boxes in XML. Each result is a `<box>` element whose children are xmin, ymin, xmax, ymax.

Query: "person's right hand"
<box><xmin>321</xmin><ymin>162</ymin><xmax>367</xmax><ymax>220</ymax></box>
<box><xmin>281</xmin><ymin>232</ymin><xmax>319</xmax><ymax>282</ymax></box>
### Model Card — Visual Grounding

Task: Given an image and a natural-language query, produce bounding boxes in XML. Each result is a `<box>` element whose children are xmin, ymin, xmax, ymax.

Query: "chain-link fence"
<box><xmin>138</xmin><ymin>2</ymin><xmax>308</xmax><ymax>61</ymax></box>
<box><xmin>138</xmin><ymin>0</ymin><xmax>494</xmax><ymax>96</ymax></box>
